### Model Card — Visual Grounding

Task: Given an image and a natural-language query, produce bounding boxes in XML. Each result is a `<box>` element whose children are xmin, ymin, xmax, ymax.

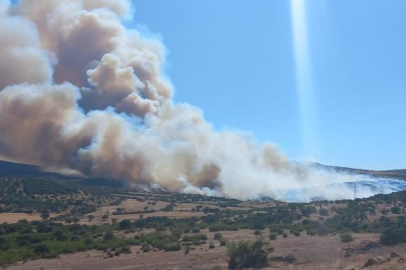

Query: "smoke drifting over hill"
<box><xmin>0</xmin><ymin>0</ymin><xmax>399</xmax><ymax>201</ymax></box>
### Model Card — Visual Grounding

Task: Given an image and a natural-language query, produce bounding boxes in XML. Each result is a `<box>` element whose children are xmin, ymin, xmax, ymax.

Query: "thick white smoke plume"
<box><xmin>0</xmin><ymin>0</ymin><xmax>400</xmax><ymax>201</ymax></box>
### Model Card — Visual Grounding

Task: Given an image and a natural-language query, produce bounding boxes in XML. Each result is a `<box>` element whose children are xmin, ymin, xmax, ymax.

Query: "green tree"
<box><xmin>380</xmin><ymin>227</ymin><xmax>401</xmax><ymax>246</ymax></box>
<box><xmin>340</xmin><ymin>233</ymin><xmax>354</xmax><ymax>249</ymax></box>
<box><xmin>34</xmin><ymin>243</ymin><xmax>50</xmax><ymax>255</ymax></box>
<box><xmin>227</xmin><ymin>238</ymin><xmax>269</xmax><ymax>269</ymax></box>
<box><xmin>391</xmin><ymin>206</ymin><xmax>401</xmax><ymax>214</ymax></box>
<box><xmin>104</xmin><ymin>230</ymin><xmax>115</xmax><ymax>241</ymax></box>
<box><xmin>72</xmin><ymin>217</ymin><xmax>80</xmax><ymax>224</ymax></box>
<box><xmin>40</xmin><ymin>212</ymin><xmax>50</xmax><ymax>220</ymax></box>
<box><xmin>119</xmin><ymin>219</ymin><xmax>132</xmax><ymax>230</ymax></box>
<box><xmin>319</xmin><ymin>209</ymin><xmax>329</xmax><ymax>216</ymax></box>
<box><xmin>214</xmin><ymin>232</ymin><xmax>223</xmax><ymax>240</ymax></box>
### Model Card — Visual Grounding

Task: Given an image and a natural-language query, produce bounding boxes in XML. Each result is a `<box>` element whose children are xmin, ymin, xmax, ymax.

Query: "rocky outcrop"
<box><xmin>362</xmin><ymin>253</ymin><xmax>406</xmax><ymax>268</ymax></box>
<box><xmin>362</xmin><ymin>257</ymin><xmax>384</xmax><ymax>268</ymax></box>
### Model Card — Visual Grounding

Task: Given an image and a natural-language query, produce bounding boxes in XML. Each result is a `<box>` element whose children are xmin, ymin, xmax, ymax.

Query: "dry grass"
<box><xmin>7</xmin><ymin>231</ymin><xmax>406</xmax><ymax>270</ymax></box>
<box><xmin>3</xmin><ymin>191</ymin><xmax>406</xmax><ymax>269</ymax></box>
<box><xmin>81</xmin><ymin>199</ymin><xmax>206</xmax><ymax>225</ymax></box>
<box><xmin>0</xmin><ymin>213</ymin><xmax>57</xmax><ymax>224</ymax></box>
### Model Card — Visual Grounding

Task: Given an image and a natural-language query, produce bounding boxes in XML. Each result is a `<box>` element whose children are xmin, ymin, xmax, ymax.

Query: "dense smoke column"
<box><xmin>0</xmin><ymin>0</ymin><xmax>365</xmax><ymax>201</ymax></box>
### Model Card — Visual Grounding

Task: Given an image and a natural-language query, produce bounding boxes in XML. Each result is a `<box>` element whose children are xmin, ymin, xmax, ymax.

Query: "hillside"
<box><xmin>1</xmin><ymin>173</ymin><xmax>406</xmax><ymax>269</ymax></box>
<box><xmin>1</xmin><ymin>159</ymin><xmax>406</xmax><ymax>269</ymax></box>
<box><xmin>0</xmin><ymin>160</ymin><xmax>42</xmax><ymax>176</ymax></box>
<box><xmin>1</xmin><ymin>159</ymin><xmax>405</xmax><ymax>183</ymax></box>
<box><xmin>312</xmin><ymin>163</ymin><xmax>406</xmax><ymax>181</ymax></box>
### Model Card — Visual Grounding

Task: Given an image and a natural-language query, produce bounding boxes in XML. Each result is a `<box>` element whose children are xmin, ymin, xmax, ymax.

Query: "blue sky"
<box><xmin>131</xmin><ymin>0</ymin><xmax>405</xmax><ymax>170</ymax></box>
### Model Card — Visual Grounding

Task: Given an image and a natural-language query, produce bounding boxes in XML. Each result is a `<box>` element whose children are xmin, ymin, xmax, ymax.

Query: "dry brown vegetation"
<box><xmin>2</xmin><ymin>174</ymin><xmax>406</xmax><ymax>269</ymax></box>
<box><xmin>7</xmin><ymin>232</ymin><xmax>406</xmax><ymax>270</ymax></box>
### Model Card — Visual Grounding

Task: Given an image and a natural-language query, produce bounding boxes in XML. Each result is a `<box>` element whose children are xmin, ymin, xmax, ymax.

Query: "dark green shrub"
<box><xmin>227</xmin><ymin>238</ymin><xmax>269</xmax><ymax>269</ymax></box>
<box><xmin>103</xmin><ymin>230</ymin><xmax>115</xmax><ymax>241</ymax></box>
<box><xmin>220</xmin><ymin>238</ymin><xmax>227</xmax><ymax>246</ymax></box>
<box><xmin>214</xmin><ymin>232</ymin><xmax>223</xmax><ymax>240</ymax></box>
<box><xmin>119</xmin><ymin>219</ymin><xmax>132</xmax><ymax>230</ymax></box>
<box><xmin>142</xmin><ymin>242</ymin><xmax>151</xmax><ymax>252</ymax></box>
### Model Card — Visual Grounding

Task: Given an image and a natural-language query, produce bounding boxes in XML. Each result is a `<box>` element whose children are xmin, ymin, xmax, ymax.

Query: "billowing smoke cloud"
<box><xmin>0</xmin><ymin>0</ymin><xmax>400</xmax><ymax>201</ymax></box>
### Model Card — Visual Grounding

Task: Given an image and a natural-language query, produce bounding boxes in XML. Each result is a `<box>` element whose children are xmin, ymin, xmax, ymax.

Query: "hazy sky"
<box><xmin>130</xmin><ymin>0</ymin><xmax>406</xmax><ymax>170</ymax></box>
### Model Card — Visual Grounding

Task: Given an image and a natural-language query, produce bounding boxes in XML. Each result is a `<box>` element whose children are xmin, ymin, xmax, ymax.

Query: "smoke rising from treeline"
<box><xmin>0</xmin><ymin>0</ymin><xmax>393</xmax><ymax>201</ymax></box>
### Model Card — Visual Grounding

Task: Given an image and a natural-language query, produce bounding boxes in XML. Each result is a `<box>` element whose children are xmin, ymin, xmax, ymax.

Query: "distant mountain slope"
<box><xmin>0</xmin><ymin>160</ymin><xmax>42</xmax><ymax>176</ymax></box>
<box><xmin>0</xmin><ymin>159</ymin><xmax>404</xmax><ymax>183</ymax></box>
<box><xmin>0</xmin><ymin>159</ymin><xmax>76</xmax><ymax>180</ymax></box>
<box><xmin>312</xmin><ymin>163</ymin><xmax>406</xmax><ymax>181</ymax></box>
<box><xmin>0</xmin><ymin>159</ymin><xmax>123</xmax><ymax>188</ymax></box>
<box><xmin>383</xmin><ymin>169</ymin><xmax>406</xmax><ymax>175</ymax></box>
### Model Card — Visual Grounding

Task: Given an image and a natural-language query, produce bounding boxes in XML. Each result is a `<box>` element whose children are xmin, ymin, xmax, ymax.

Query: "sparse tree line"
<box><xmin>1</xmin><ymin>175</ymin><xmax>406</xmax><ymax>268</ymax></box>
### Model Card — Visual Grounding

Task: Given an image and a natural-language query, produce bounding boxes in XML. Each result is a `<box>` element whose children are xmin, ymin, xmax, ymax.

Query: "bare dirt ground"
<box><xmin>0</xmin><ymin>213</ymin><xmax>58</xmax><ymax>224</ymax></box>
<box><xmin>8</xmin><ymin>233</ymin><xmax>406</xmax><ymax>270</ymax></box>
<box><xmin>81</xmin><ymin>199</ymin><xmax>206</xmax><ymax>225</ymax></box>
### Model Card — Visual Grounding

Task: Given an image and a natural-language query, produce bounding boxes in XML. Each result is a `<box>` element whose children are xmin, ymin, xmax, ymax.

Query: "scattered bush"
<box><xmin>214</xmin><ymin>233</ymin><xmax>223</xmax><ymax>240</ymax></box>
<box><xmin>340</xmin><ymin>233</ymin><xmax>354</xmax><ymax>248</ymax></box>
<box><xmin>227</xmin><ymin>238</ymin><xmax>269</xmax><ymax>269</ymax></box>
